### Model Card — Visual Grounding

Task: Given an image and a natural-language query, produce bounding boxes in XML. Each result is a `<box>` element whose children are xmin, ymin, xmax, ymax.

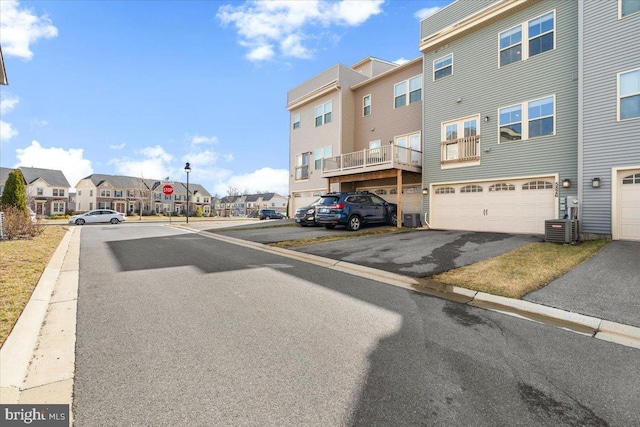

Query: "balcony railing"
<box><xmin>322</xmin><ymin>144</ymin><xmax>422</xmax><ymax>177</ymax></box>
<box><xmin>441</xmin><ymin>135</ymin><xmax>480</xmax><ymax>164</ymax></box>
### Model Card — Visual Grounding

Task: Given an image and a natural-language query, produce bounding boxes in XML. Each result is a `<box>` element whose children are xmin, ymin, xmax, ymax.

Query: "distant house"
<box><xmin>216</xmin><ymin>192</ymin><xmax>288</xmax><ymax>217</ymax></box>
<box><xmin>74</xmin><ymin>173</ymin><xmax>213</xmax><ymax>216</ymax></box>
<box><xmin>0</xmin><ymin>167</ymin><xmax>71</xmax><ymax>217</ymax></box>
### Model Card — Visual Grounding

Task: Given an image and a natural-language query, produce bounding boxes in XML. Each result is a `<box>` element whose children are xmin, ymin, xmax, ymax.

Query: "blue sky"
<box><xmin>1</xmin><ymin>0</ymin><xmax>452</xmax><ymax>196</ymax></box>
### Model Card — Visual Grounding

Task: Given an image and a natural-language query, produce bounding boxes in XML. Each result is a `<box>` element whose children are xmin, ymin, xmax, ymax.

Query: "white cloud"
<box><xmin>0</xmin><ymin>0</ymin><xmax>58</xmax><ymax>60</ymax></box>
<box><xmin>1</xmin><ymin>121</ymin><xmax>19</xmax><ymax>142</ymax></box>
<box><xmin>109</xmin><ymin>145</ymin><xmax>174</xmax><ymax>180</ymax></box>
<box><xmin>0</xmin><ymin>95</ymin><xmax>20</xmax><ymax>142</ymax></box>
<box><xmin>394</xmin><ymin>57</ymin><xmax>410</xmax><ymax>65</ymax></box>
<box><xmin>214</xmin><ymin>167</ymin><xmax>289</xmax><ymax>196</ymax></box>
<box><xmin>109</xmin><ymin>143</ymin><xmax>126</xmax><ymax>150</ymax></box>
<box><xmin>415</xmin><ymin>6</ymin><xmax>441</xmax><ymax>21</ymax></box>
<box><xmin>218</xmin><ymin>0</ymin><xmax>384</xmax><ymax>62</ymax></box>
<box><xmin>190</xmin><ymin>135</ymin><xmax>219</xmax><ymax>145</ymax></box>
<box><xmin>14</xmin><ymin>141</ymin><xmax>93</xmax><ymax>189</ymax></box>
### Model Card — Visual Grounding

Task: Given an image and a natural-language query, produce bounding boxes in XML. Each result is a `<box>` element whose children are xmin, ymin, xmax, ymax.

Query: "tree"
<box><xmin>1</xmin><ymin>169</ymin><xmax>27</xmax><ymax>212</ymax></box>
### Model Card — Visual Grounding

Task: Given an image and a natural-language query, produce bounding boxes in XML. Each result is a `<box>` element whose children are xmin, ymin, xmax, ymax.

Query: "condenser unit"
<box><xmin>545</xmin><ymin>219</ymin><xmax>579</xmax><ymax>244</ymax></box>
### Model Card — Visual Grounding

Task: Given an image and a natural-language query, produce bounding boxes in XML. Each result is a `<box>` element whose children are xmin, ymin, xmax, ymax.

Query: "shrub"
<box><xmin>0</xmin><ymin>205</ymin><xmax>44</xmax><ymax>240</ymax></box>
<box><xmin>195</xmin><ymin>206</ymin><xmax>204</xmax><ymax>217</ymax></box>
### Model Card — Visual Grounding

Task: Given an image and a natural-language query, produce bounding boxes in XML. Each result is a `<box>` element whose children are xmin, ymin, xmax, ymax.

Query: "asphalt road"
<box><xmin>73</xmin><ymin>224</ymin><xmax>640</xmax><ymax>426</ymax></box>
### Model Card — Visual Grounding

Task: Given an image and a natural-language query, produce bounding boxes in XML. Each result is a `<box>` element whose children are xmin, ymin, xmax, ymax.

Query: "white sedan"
<box><xmin>69</xmin><ymin>209</ymin><xmax>126</xmax><ymax>225</ymax></box>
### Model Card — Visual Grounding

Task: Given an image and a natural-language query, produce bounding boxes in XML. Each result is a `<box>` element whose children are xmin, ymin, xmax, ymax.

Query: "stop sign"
<box><xmin>162</xmin><ymin>184</ymin><xmax>174</xmax><ymax>195</ymax></box>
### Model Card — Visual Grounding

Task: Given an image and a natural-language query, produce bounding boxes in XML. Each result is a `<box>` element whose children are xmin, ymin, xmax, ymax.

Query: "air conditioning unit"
<box><xmin>545</xmin><ymin>219</ymin><xmax>579</xmax><ymax>244</ymax></box>
<box><xmin>403</xmin><ymin>213</ymin><xmax>421</xmax><ymax>228</ymax></box>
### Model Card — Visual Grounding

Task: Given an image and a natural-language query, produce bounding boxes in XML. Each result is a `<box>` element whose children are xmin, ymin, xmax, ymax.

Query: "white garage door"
<box><xmin>291</xmin><ymin>192</ymin><xmax>322</xmax><ymax>214</ymax></box>
<box><xmin>431</xmin><ymin>177</ymin><xmax>556</xmax><ymax>234</ymax></box>
<box><xmin>617</xmin><ymin>170</ymin><xmax>640</xmax><ymax>241</ymax></box>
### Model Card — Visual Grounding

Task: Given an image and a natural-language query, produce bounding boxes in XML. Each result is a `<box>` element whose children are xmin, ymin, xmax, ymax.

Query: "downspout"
<box><xmin>577</xmin><ymin>0</ymin><xmax>584</xmax><ymax>236</ymax></box>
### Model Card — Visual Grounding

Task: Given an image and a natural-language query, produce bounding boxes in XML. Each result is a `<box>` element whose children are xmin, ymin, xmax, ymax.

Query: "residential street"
<box><xmin>72</xmin><ymin>224</ymin><xmax>639</xmax><ymax>426</ymax></box>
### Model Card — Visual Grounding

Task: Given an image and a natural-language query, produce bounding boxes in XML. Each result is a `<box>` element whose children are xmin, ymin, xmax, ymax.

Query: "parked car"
<box><xmin>315</xmin><ymin>192</ymin><xmax>397</xmax><ymax>231</ymax></box>
<box><xmin>294</xmin><ymin>199</ymin><xmax>321</xmax><ymax>226</ymax></box>
<box><xmin>28</xmin><ymin>207</ymin><xmax>37</xmax><ymax>223</ymax></box>
<box><xmin>258</xmin><ymin>209</ymin><xmax>285</xmax><ymax>220</ymax></box>
<box><xmin>68</xmin><ymin>209</ymin><xmax>126</xmax><ymax>225</ymax></box>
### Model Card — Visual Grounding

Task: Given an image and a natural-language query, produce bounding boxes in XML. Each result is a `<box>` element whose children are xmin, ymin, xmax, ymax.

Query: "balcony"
<box><xmin>322</xmin><ymin>144</ymin><xmax>422</xmax><ymax>178</ymax></box>
<box><xmin>441</xmin><ymin>135</ymin><xmax>480</xmax><ymax>165</ymax></box>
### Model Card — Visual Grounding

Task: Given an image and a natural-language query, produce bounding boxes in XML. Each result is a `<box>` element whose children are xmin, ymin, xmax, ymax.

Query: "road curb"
<box><xmin>203</xmin><ymin>229</ymin><xmax>640</xmax><ymax>350</ymax></box>
<box><xmin>0</xmin><ymin>227</ymin><xmax>79</xmax><ymax>405</ymax></box>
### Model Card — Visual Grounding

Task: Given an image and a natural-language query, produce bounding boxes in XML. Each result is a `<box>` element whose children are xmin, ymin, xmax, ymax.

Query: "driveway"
<box><xmin>524</xmin><ymin>240</ymin><xmax>640</xmax><ymax>328</ymax></box>
<box><xmin>215</xmin><ymin>224</ymin><xmax>542</xmax><ymax>278</ymax></box>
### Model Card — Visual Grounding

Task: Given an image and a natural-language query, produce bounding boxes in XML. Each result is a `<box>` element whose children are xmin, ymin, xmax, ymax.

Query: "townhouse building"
<box><xmin>419</xmin><ymin>0</ymin><xmax>579</xmax><ymax>235</ymax></box>
<box><xmin>579</xmin><ymin>0</ymin><xmax>640</xmax><ymax>241</ymax></box>
<box><xmin>0</xmin><ymin>167</ymin><xmax>71</xmax><ymax>216</ymax></box>
<box><xmin>216</xmin><ymin>193</ymin><xmax>288</xmax><ymax>217</ymax></box>
<box><xmin>287</xmin><ymin>57</ymin><xmax>424</xmax><ymax>223</ymax></box>
<box><xmin>75</xmin><ymin>174</ymin><xmax>213</xmax><ymax>216</ymax></box>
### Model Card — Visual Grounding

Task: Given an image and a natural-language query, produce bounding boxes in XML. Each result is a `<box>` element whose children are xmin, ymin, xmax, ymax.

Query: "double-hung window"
<box><xmin>363</xmin><ymin>95</ymin><xmax>371</xmax><ymax>116</ymax></box>
<box><xmin>315</xmin><ymin>101</ymin><xmax>332</xmax><ymax>126</ymax></box>
<box><xmin>499</xmin><ymin>95</ymin><xmax>555</xmax><ymax>142</ymax></box>
<box><xmin>314</xmin><ymin>146</ymin><xmax>332</xmax><ymax>170</ymax></box>
<box><xmin>434</xmin><ymin>54</ymin><xmax>453</xmax><ymax>80</ymax></box>
<box><xmin>620</xmin><ymin>0</ymin><xmax>640</xmax><ymax>18</ymax></box>
<box><xmin>292</xmin><ymin>114</ymin><xmax>300</xmax><ymax>129</ymax></box>
<box><xmin>394</xmin><ymin>75</ymin><xmax>422</xmax><ymax>108</ymax></box>
<box><xmin>499</xmin><ymin>11</ymin><xmax>554</xmax><ymax>67</ymax></box>
<box><xmin>100</xmin><ymin>189</ymin><xmax>111</xmax><ymax>197</ymax></box>
<box><xmin>295</xmin><ymin>153</ymin><xmax>309</xmax><ymax>180</ymax></box>
<box><xmin>618</xmin><ymin>69</ymin><xmax>640</xmax><ymax>121</ymax></box>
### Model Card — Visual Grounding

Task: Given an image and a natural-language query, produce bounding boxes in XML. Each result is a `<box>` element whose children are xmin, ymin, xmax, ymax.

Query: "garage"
<box><xmin>431</xmin><ymin>177</ymin><xmax>557</xmax><ymax>234</ymax></box>
<box><xmin>291</xmin><ymin>191</ymin><xmax>322</xmax><ymax>215</ymax></box>
<box><xmin>616</xmin><ymin>169</ymin><xmax>640</xmax><ymax>241</ymax></box>
<box><xmin>356</xmin><ymin>185</ymin><xmax>422</xmax><ymax>214</ymax></box>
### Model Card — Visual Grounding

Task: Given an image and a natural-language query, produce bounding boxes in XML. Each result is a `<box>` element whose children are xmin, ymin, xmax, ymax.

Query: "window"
<box><xmin>89</xmin><ymin>190</ymin><xmax>93</xmax><ymax>197</ymax></box>
<box><xmin>434</xmin><ymin>54</ymin><xmax>453</xmax><ymax>80</ymax></box>
<box><xmin>37</xmin><ymin>187</ymin><xmax>43</xmax><ymax>196</ymax></box>
<box><xmin>622</xmin><ymin>173</ymin><xmax>640</xmax><ymax>184</ymax></box>
<box><xmin>78</xmin><ymin>190</ymin><xmax>82</xmax><ymax>196</ymax></box>
<box><xmin>489</xmin><ymin>183</ymin><xmax>515</xmax><ymax>192</ymax></box>
<box><xmin>499</xmin><ymin>11</ymin><xmax>554</xmax><ymax>67</ymax></box>
<box><xmin>292</xmin><ymin>114</ymin><xmax>300</xmax><ymax>129</ymax></box>
<box><xmin>619</xmin><ymin>69</ymin><xmax>640</xmax><ymax>120</ymax></box>
<box><xmin>460</xmin><ymin>185</ymin><xmax>483</xmax><ymax>193</ymax></box>
<box><xmin>52</xmin><ymin>202</ymin><xmax>65</xmax><ymax>213</ymax></box>
<box><xmin>620</xmin><ymin>0</ymin><xmax>640</xmax><ymax>18</ymax></box>
<box><xmin>441</xmin><ymin>116</ymin><xmax>479</xmax><ymax>163</ymax></box>
<box><xmin>295</xmin><ymin>153</ymin><xmax>309</xmax><ymax>180</ymax></box>
<box><xmin>499</xmin><ymin>95</ymin><xmax>554</xmax><ymax>142</ymax></box>
<box><xmin>363</xmin><ymin>95</ymin><xmax>371</xmax><ymax>116</ymax></box>
<box><xmin>523</xmin><ymin>181</ymin><xmax>553</xmax><ymax>190</ymax></box>
<box><xmin>314</xmin><ymin>146</ymin><xmax>332</xmax><ymax>170</ymax></box>
<box><xmin>394</xmin><ymin>75</ymin><xmax>422</xmax><ymax>108</ymax></box>
<box><xmin>435</xmin><ymin>187</ymin><xmax>455</xmax><ymax>194</ymax></box>
<box><xmin>53</xmin><ymin>189</ymin><xmax>65</xmax><ymax>197</ymax></box>
<box><xmin>315</xmin><ymin>101</ymin><xmax>332</xmax><ymax>126</ymax></box>
<box><xmin>114</xmin><ymin>190</ymin><xmax>123</xmax><ymax>198</ymax></box>
<box><xmin>100</xmin><ymin>189</ymin><xmax>111</xmax><ymax>197</ymax></box>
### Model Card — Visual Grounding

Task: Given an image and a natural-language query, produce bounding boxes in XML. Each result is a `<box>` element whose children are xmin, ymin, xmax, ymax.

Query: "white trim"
<box><xmin>498</xmin><ymin>10</ymin><xmax>557</xmax><ymax>68</ymax></box>
<box><xmin>433</xmin><ymin>53</ymin><xmax>453</xmax><ymax>81</ymax></box>
<box><xmin>617</xmin><ymin>67</ymin><xmax>640</xmax><ymax>122</ymax></box>
<box><xmin>611</xmin><ymin>165</ymin><xmax>640</xmax><ymax>240</ymax></box>
<box><xmin>363</xmin><ymin>94</ymin><xmax>371</xmax><ymax>117</ymax></box>
<box><xmin>619</xmin><ymin>0</ymin><xmax>640</xmax><ymax>19</ymax></box>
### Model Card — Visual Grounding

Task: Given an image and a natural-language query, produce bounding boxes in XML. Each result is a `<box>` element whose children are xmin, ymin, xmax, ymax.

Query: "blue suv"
<box><xmin>315</xmin><ymin>192</ymin><xmax>397</xmax><ymax>231</ymax></box>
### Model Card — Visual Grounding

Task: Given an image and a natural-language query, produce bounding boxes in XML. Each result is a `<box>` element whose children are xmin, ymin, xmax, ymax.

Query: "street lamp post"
<box><xmin>184</xmin><ymin>162</ymin><xmax>191</xmax><ymax>223</ymax></box>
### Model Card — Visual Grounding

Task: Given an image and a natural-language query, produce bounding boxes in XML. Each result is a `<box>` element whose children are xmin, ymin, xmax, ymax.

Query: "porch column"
<box><xmin>327</xmin><ymin>178</ymin><xmax>332</xmax><ymax>194</ymax></box>
<box><xmin>396</xmin><ymin>169</ymin><xmax>403</xmax><ymax>228</ymax></box>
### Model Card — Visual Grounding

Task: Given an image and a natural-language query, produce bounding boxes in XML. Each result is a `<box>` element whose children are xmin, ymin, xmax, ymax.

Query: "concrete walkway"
<box><xmin>1</xmin><ymin>225</ymin><xmax>639</xmax><ymax>415</ymax></box>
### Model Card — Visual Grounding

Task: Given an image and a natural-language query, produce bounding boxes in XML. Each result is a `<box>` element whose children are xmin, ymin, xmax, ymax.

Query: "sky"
<box><xmin>0</xmin><ymin>0</ymin><xmax>453</xmax><ymax>196</ymax></box>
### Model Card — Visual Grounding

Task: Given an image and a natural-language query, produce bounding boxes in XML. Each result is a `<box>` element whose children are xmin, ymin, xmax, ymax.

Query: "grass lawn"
<box><xmin>428</xmin><ymin>239</ymin><xmax>610</xmax><ymax>298</ymax></box>
<box><xmin>269</xmin><ymin>226</ymin><xmax>409</xmax><ymax>248</ymax></box>
<box><xmin>0</xmin><ymin>226</ymin><xmax>68</xmax><ymax>347</ymax></box>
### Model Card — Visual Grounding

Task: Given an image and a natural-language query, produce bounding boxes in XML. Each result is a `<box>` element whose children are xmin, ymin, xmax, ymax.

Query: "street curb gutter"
<box><xmin>204</xmin><ymin>230</ymin><xmax>640</xmax><ymax>350</ymax></box>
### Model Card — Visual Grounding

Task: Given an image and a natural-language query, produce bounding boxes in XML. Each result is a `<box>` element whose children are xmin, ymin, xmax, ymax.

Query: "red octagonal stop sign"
<box><xmin>162</xmin><ymin>184</ymin><xmax>174</xmax><ymax>195</ymax></box>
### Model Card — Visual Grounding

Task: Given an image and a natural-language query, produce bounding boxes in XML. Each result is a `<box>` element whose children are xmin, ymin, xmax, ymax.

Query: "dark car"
<box><xmin>294</xmin><ymin>198</ymin><xmax>321</xmax><ymax>226</ymax></box>
<box><xmin>315</xmin><ymin>192</ymin><xmax>397</xmax><ymax>231</ymax></box>
<box><xmin>258</xmin><ymin>209</ymin><xmax>285</xmax><ymax>220</ymax></box>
